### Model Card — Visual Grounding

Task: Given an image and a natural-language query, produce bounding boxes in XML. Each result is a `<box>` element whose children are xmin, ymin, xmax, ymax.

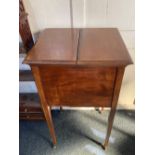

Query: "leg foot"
<box><xmin>103</xmin><ymin>108</ymin><xmax>116</xmax><ymax>148</ymax></box>
<box><xmin>102</xmin><ymin>142</ymin><xmax>108</xmax><ymax>150</ymax></box>
<box><xmin>44</xmin><ymin>106</ymin><xmax>57</xmax><ymax>145</ymax></box>
<box><xmin>102</xmin><ymin>145</ymin><xmax>106</xmax><ymax>150</ymax></box>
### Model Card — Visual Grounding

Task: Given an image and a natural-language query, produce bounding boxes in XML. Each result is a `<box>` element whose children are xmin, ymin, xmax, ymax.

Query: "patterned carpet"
<box><xmin>19</xmin><ymin>110</ymin><xmax>135</xmax><ymax>155</ymax></box>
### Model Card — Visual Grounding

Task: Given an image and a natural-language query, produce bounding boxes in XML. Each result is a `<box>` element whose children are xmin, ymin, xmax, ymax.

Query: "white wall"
<box><xmin>20</xmin><ymin>0</ymin><xmax>135</xmax><ymax>109</ymax></box>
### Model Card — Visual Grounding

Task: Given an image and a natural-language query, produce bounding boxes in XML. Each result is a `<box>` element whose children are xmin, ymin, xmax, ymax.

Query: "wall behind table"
<box><xmin>20</xmin><ymin>0</ymin><xmax>135</xmax><ymax>109</ymax></box>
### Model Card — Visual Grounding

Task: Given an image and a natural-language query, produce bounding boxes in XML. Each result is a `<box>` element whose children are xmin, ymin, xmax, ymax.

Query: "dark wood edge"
<box><xmin>111</xmin><ymin>67</ymin><xmax>125</xmax><ymax>109</ymax></box>
<box><xmin>23</xmin><ymin>59</ymin><xmax>77</xmax><ymax>65</ymax></box>
<box><xmin>23</xmin><ymin>60</ymin><xmax>133</xmax><ymax>67</ymax></box>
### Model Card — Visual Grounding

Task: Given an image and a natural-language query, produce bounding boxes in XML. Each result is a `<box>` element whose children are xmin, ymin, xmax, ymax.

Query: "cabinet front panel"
<box><xmin>39</xmin><ymin>66</ymin><xmax>116</xmax><ymax>107</ymax></box>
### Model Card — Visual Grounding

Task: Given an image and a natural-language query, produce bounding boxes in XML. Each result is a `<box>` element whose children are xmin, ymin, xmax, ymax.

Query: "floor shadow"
<box><xmin>116</xmin><ymin>135</ymin><xmax>135</xmax><ymax>155</ymax></box>
<box><xmin>19</xmin><ymin>110</ymin><xmax>135</xmax><ymax>155</ymax></box>
<box><xmin>79</xmin><ymin>110</ymin><xmax>135</xmax><ymax>136</ymax></box>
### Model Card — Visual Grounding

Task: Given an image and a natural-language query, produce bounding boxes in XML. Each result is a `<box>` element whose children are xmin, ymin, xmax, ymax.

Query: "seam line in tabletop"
<box><xmin>76</xmin><ymin>29</ymin><xmax>81</xmax><ymax>64</ymax></box>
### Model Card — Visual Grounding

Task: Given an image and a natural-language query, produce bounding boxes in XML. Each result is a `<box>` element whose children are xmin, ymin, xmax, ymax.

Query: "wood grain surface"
<box><xmin>24</xmin><ymin>28</ymin><xmax>132</xmax><ymax>66</ymax></box>
<box><xmin>39</xmin><ymin>66</ymin><xmax>116</xmax><ymax>107</ymax></box>
<box><xmin>78</xmin><ymin>28</ymin><xmax>133</xmax><ymax>66</ymax></box>
<box><xmin>25</xmin><ymin>28</ymin><xmax>79</xmax><ymax>64</ymax></box>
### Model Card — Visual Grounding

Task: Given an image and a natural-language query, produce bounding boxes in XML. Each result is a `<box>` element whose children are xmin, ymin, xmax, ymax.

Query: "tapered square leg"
<box><xmin>31</xmin><ymin>66</ymin><xmax>57</xmax><ymax>145</ymax></box>
<box><xmin>45</xmin><ymin>106</ymin><xmax>57</xmax><ymax>145</ymax></box>
<box><xmin>103</xmin><ymin>67</ymin><xmax>125</xmax><ymax>149</ymax></box>
<box><xmin>103</xmin><ymin>108</ymin><xmax>116</xmax><ymax>149</ymax></box>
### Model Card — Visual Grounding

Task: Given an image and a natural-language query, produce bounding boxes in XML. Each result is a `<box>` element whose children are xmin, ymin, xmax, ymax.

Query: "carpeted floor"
<box><xmin>19</xmin><ymin>110</ymin><xmax>135</xmax><ymax>155</ymax></box>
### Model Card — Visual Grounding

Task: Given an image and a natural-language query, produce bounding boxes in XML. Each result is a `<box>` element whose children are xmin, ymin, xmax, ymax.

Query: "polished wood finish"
<box><xmin>25</xmin><ymin>28</ymin><xmax>132</xmax><ymax>148</ymax></box>
<box><xmin>78</xmin><ymin>28</ymin><xmax>132</xmax><ymax>66</ymax></box>
<box><xmin>103</xmin><ymin>67</ymin><xmax>125</xmax><ymax>149</ymax></box>
<box><xmin>24</xmin><ymin>28</ymin><xmax>132</xmax><ymax>66</ymax></box>
<box><xmin>31</xmin><ymin>66</ymin><xmax>57</xmax><ymax>145</ymax></box>
<box><xmin>40</xmin><ymin>66</ymin><xmax>116</xmax><ymax>107</ymax></box>
<box><xmin>25</xmin><ymin>29</ymin><xmax>79</xmax><ymax>64</ymax></box>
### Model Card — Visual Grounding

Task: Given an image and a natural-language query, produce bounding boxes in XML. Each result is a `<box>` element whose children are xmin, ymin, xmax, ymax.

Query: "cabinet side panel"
<box><xmin>39</xmin><ymin>66</ymin><xmax>116</xmax><ymax>107</ymax></box>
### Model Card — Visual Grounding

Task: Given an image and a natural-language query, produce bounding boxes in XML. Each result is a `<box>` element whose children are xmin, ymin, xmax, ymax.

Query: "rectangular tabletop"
<box><xmin>24</xmin><ymin>28</ymin><xmax>132</xmax><ymax>67</ymax></box>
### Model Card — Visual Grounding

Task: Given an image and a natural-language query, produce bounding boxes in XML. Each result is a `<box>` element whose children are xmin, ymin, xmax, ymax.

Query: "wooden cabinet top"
<box><xmin>24</xmin><ymin>28</ymin><xmax>132</xmax><ymax>66</ymax></box>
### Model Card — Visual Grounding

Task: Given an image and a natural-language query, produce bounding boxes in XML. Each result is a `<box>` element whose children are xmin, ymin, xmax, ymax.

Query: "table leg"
<box><xmin>31</xmin><ymin>66</ymin><xmax>57</xmax><ymax>146</ymax></box>
<box><xmin>103</xmin><ymin>67</ymin><xmax>125</xmax><ymax>149</ymax></box>
<box><xmin>44</xmin><ymin>105</ymin><xmax>57</xmax><ymax>145</ymax></box>
<box><xmin>103</xmin><ymin>108</ymin><xmax>116</xmax><ymax>149</ymax></box>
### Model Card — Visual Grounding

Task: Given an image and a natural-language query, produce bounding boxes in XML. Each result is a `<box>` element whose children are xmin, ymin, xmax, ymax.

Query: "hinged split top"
<box><xmin>24</xmin><ymin>28</ymin><xmax>132</xmax><ymax>66</ymax></box>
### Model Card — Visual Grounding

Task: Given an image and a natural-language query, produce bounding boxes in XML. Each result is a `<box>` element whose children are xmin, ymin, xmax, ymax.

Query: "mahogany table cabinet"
<box><xmin>24</xmin><ymin>28</ymin><xmax>132</xmax><ymax>149</ymax></box>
